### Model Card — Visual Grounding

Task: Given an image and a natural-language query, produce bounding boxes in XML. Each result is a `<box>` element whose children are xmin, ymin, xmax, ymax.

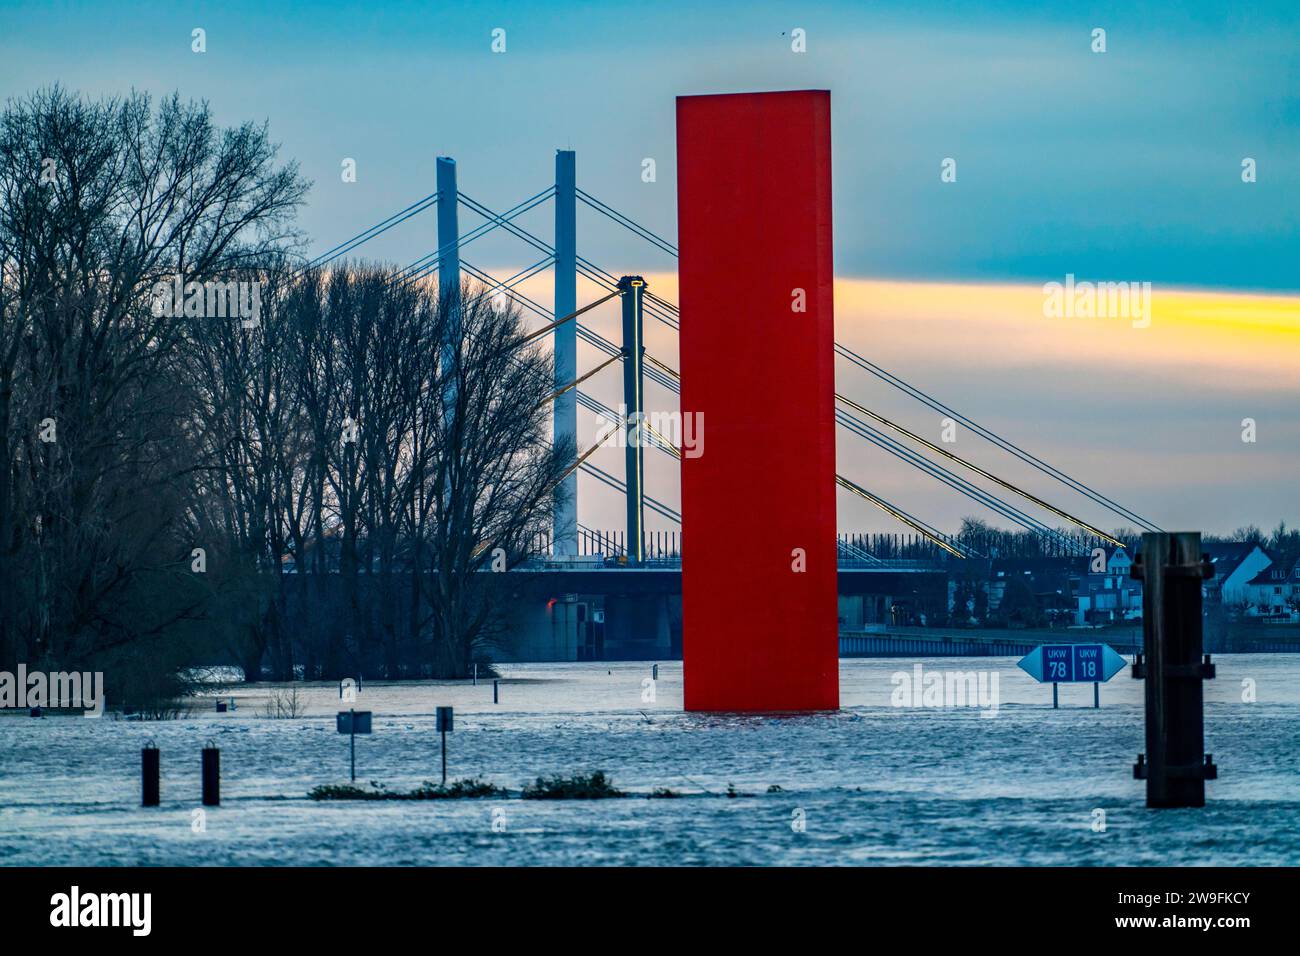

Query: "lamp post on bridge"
<box><xmin>619</xmin><ymin>275</ymin><xmax>646</xmax><ymax>565</ymax></box>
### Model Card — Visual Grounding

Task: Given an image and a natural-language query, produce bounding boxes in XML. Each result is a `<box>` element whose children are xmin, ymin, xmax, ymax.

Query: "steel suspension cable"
<box><xmin>300</xmin><ymin>193</ymin><xmax>438</xmax><ymax>273</ymax></box>
<box><xmin>836</xmin><ymin>393</ymin><xmax>1121</xmax><ymax>547</ymax></box>
<box><xmin>836</xmin><ymin>410</ymin><xmax>1085</xmax><ymax>555</ymax></box>
<box><xmin>834</xmin><ymin>343</ymin><xmax>1160</xmax><ymax>532</ymax></box>
<box><xmin>835</xmin><ymin>475</ymin><xmax>970</xmax><ymax>559</ymax></box>
<box><xmin>390</xmin><ymin>187</ymin><xmax>554</xmax><ymax>288</ymax></box>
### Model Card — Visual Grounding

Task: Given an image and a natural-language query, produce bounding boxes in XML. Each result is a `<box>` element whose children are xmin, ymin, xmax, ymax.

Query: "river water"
<box><xmin>1</xmin><ymin>656</ymin><xmax>1296</xmax><ymax>865</ymax></box>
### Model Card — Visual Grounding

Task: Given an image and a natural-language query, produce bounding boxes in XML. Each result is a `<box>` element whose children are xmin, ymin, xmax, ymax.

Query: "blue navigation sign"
<box><xmin>1018</xmin><ymin>643</ymin><xmax>1128</xmax><ymax>708</ymax></box>
<box><xmin>1018</xmin><ymin>643</ymin><xmax>1127</xmax><ymax>683</ymax></box>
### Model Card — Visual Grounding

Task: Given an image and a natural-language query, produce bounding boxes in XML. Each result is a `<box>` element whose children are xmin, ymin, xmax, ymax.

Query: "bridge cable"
<box><xmin>836</xmin><ymin>409</ymin><xmax>1086</xmax><ymax>555</ymax></box>
<box><xmin>836</xmin><ymin>475</ymin><xmax>969</xmax><ymax>559</ymax></box>
<box><xmin>537</xmin><ymin>351</ymin><xmax>624</xmax><ymax>409</ymax></box>
<box><xmin>836</xmin><ymin>393</ymin><xmax>1122</xmax><ymax>547</ymax></box>
<box><xmin>559</xmin><ymin>190</ymin><xmax>1154</xmax><ymax>540</ymax></box>
<box><xmin>519</xmin><ymin>289</ymin><xmax>621</xmax><ymax>345</ymax></box>
<box><xmin>390</xmin><ymin>187</ymin><xmax>554</xmax><ymax>288</ymax></box>
<box><xmin>300</xmin><ymin>193</ymin><xmax>438</xmax><ymax>274</ymax></box>
<box><xmin>835</xmin><ymin>343</ymin><xmax>1160</xmax><ymax>533</ymax></box>
<box><xmin>458</xmin><ymin>262</ymin><xmax>677</xmax><ymax>390</ymax></box>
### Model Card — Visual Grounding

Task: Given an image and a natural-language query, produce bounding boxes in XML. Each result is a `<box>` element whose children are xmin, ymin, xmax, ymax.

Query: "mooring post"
<box><xmin>201</xmin><ymin>740</ymin><xmax>220</xmax><ymax>807</ymax></box>
<box><xmin>1093</xmin><ymin>681</ymin><xmax>1100</xmax><ymax>709</ymax></box>
<box><xmin>493</xmin><ymin>680</ymin><xmax>499</xmax><ymax>704</ymax></box>
<box><xmin>1130</xmin><ymin>532</ymin><xmax>1217</xmax><ymax>808</ymax></box>
<box><xmin>141</xmin><ymin>741</ymin><xmax>160</xmax><ymax>807</ymax></box>
<box><xmin>1052</xmin><ymin>682</ymin><xmax>1058</xmax><ymax>709</ymax></box>
<box><xmin>349</xmin><ymin>707</ymin><xmax>357</xmax><ymax>783</ymax></box>
<box><xmin>436</xmin><ymin>706</ymin><xmax>453</xmax><ymax>787</ymax></box>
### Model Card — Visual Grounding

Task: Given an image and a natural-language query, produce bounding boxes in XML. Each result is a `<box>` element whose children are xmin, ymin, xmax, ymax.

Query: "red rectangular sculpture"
<box><xmin>676</xmin><ymin>90</ymin><xmax>839</xmax><ymax>711</ymax></box>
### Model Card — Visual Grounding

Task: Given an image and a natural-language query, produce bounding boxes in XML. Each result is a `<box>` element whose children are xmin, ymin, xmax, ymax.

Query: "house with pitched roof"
<box><xmin>1203</xmin><ymin>542</ymin><xmax>1272</xmax><ymax>606</ymax></box>
<box><xmin>1071</xmin><ymin>545</ymin><xmax>1143</xmax><ymax>625</ymax></box>
<box><xmin>1243</xmin><ymin>556</ymin><xmax>1300</xmax><ymax>621</ymax></box>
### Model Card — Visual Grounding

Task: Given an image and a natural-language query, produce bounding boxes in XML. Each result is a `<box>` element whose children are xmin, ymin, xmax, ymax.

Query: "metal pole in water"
<box><xmin>350</xmin><ymin>707</ymin><xmax>356</xmax><ymax>782</ymax></box>
<box><xmin>1094</xmin><ymin>681</ymin><xmax>1100</xmax><ymax>709</ymax></box>
<box><xmin>441</xmin><ymin>730</ymin><xmax>447</xmax><ymax>787</ymax></box>
<box><xmin>201</xmin><ymin>741</ymin><xmax>220</xmax><ymax>807</ymax></box>
<box><xmin>1130</xmin><ymin>531</ymin><xmax>1218</xmax><ymax>808</ymax></box>
<box><xmin>141</xmin><ymin>741</ymin><xmax>160</xmax><ymax>807</ymax></box>
<box><xmin>473</xmin><ymin>663</ymin><xmax>477</xmax><ymax>686</ymax></box>
<box><xmin>652</xmin><ymin>663</ymin><xmax>659</xmax><ymax>681</ymax></box>
<box><xmin>493</xmin><ymin>680</ymin><xmax>499</xmax><ymax>704</ymax></box>
<box><xmin>1052</xmin><ymin>682</ymin><xmax>1058</xmax><ymax>709</ymax></box>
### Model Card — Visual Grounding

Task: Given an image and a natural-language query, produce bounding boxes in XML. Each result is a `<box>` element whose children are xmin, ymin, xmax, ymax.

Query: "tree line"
<box><xmin>0</xmin><ymin>87</ymin><xmax>568</xmax><ymax>701</ymax></box>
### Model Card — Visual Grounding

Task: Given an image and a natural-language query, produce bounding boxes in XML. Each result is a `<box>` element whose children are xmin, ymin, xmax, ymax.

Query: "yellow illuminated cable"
<box><xmin>836</xmin><ymin>475</ymin><xmax>966</xmax><ymax>559</ymax></box>
<box><xmin>519</xmin><ymin>289</ymin><xmax>622</xmax><ymax>346</ymax></box>
<box><xmin>835</xmin><ymin>393</ymin><xmax>1123</xmax><ymax>548</ymax></box>
<box><xmin>644</xmin><ymin>422</ymin><xmax>681</xmax><ymax>459</ymax></box>
<box><xmin>555</xmin><ymin>436</ymin><xmax>606</xmax><ymax>486</ymax></box>
<box><xmin>645</xmin><ymin>353</ymin><xmax>680</xmax><ymax>378</ymax></box>
<box><xmin>537</xmin><ymin>351</ymin><xmax>624</xmax><ymax>409</ymax></box>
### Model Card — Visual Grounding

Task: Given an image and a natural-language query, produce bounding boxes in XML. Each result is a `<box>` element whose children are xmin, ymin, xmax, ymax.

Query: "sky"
<box><xmin>2</xmin><ymin>0</ymin><xmax>1297</xmax><ymax>536</ymax></box>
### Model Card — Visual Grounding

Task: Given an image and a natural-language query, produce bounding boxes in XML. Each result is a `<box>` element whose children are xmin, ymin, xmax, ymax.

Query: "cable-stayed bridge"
<box><xmin>302</xmin><ymin>92</ymin><xmax>1162</xmax><ymax>708</ymax></box>
<box><xmin>302</xmin><ymin>158</ymin><xmax>1158</xmax><ymax>571</ymax></box>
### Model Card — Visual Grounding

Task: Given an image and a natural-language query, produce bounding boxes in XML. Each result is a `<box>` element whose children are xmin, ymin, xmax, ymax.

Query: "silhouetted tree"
<box><xmin>0</xmin><ymin>87</ymin><xmax>306</xmax><ymax>698</ymax></box>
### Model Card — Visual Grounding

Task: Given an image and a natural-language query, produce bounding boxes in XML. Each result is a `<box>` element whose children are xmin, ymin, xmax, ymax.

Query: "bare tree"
<box><xmin>1</xmin><ymin>85</ymin><xmax>565</xmax><ymax>692</ymax></box>
<box><xmin>421</xmin><ymin>284</ymin><xmax>571</xmax><ymax>677</ymax></box>
<box><xmin>0</xmin><ymin>86</ymin><xmax>306</xmax><ymax>691</ymax></box>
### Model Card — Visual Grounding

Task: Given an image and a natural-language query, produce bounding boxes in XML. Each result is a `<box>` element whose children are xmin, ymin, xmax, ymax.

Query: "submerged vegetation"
<box><xmin>308</xmin><ymin>772</ymin><xmax>775</xmax><ymax>802</ymax></box>
<box><xmin>309</xmin><ymin>778</ymin><xmax>507</xmax><ymax>801</ymax></box>
<box><xmin>521</xmin><ymin>771</ymin><xmax>624</xmax><ymax>800</ymax></box>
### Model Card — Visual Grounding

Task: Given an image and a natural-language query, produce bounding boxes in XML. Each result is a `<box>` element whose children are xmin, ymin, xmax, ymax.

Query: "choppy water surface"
<box><xmin>1</xmin><ymin>656</ymin><xmax>1297</xmax><ymax>865</ymax></box>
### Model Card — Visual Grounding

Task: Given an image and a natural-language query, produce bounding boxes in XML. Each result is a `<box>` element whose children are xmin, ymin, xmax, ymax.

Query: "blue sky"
<box><xmin>2</xmin><ymin>1</ymin><xmax>1298</xmax><ymax>535</ymax></box>
<box><xmin>3</xmin><ymin>0</ymin><xmax>1297</xmax><ymax>290</ymax></box>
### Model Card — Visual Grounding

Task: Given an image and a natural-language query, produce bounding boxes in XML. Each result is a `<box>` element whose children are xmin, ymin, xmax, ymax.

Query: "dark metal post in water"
<box><xmin>493</xmin><ymin>680</ymin><xmax>499</xmax><ymax>704</ymax></box>
<box><xmin>1130</xmin><ymin>532</ymin><xmax>1218</xmax><ymax>808</ymax></box>
<box><xmin>349</xmin><ymin>708</ymin><xmax>356</xmax><ymax>782</ymax></box>
<box><xmin>435</xmin><ymin>706</ymin><xmax>453</xmax><ymax>787</ymax></box>
<box><xmin>141</xmin><ymin>742</ymin><xmax>160</xmax><ymax>807</ymax></box>
<box><xmin>201</xmin><ymin>742</ymin><xmax>220</xmax><ymax>807</ymax></box>
<box><xmin>1052</xmin><ymin>683</ymin><xmax>1058</xmax><ymax>709</ymax></box>
<box><xmin>1093</xmin><ymin>682</ymin><xmax>1100</xmax><ymax>709</ymax></box>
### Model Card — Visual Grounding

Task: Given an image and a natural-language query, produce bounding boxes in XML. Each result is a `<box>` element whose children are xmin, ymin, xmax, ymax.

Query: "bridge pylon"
<box><xmin>553</xmin><ymin>150</ymin><xmax>578</xmax><ymax>555</ymax></box>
